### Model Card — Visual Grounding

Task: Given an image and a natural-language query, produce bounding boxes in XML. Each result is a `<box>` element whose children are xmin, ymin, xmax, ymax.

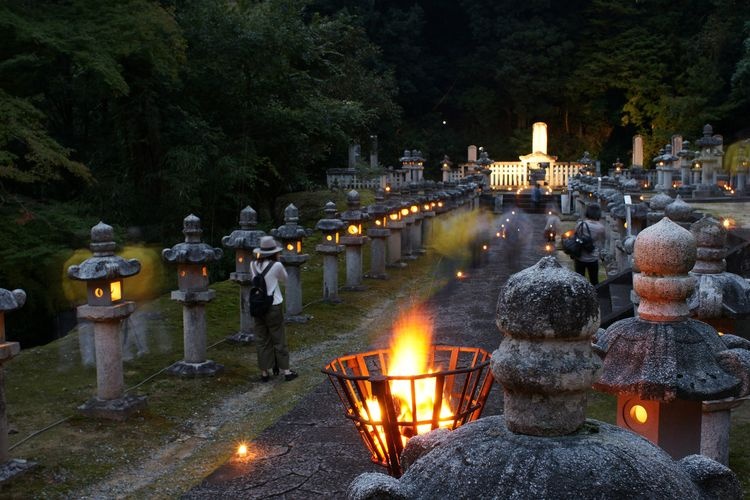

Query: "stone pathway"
<box><xmin>184</xmin><ymin>211</ymin><xmax>549</xmax><ymax>499</ymax></box>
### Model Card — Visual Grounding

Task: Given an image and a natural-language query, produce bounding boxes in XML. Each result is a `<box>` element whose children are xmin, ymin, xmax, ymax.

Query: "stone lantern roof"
<box><xmin>162</xmin><ymin>214</ymin><xmax>223</xmax><ymax>264</ymax></box>
<box><xmin>271</xmin><ymin>204</ymin><xmax>308</xmax><ymax>241</ymax></box>
<box><xmin>367</xmin><ymin>188</ymin><xmax>390</xmax><ymax>218</ymax></box>
<box><xmin>348</xmin><ymin>256</ymin><xmax>743</xmax><ymax>499</ymax></box>
<box><xmin>688</xmin><ymin>215</ymin><xmax>750</xmax><ymax>318</ymax></box>
<box><xmin>222</xmin><ymin>206</ymin><xmax>266</xmax><ymax>250</ymax></box>
<box><xmin>68</xmin><ymin>222</ymin><xmax>141</xmax><ymax>281</ymax></box>
<box><xmin>664</xmin><ymin>195</ymin><xmax>696</xmax><ymax>224</ymax></box>
<box><xmin>315</xmin><ymin>201</ymin><xmax>344</xmax><ymax>233</ymax></box>
<box><xmin>593</xmin><ymin>218</ymin><xmax>744</xmax><ymax>402</ymax></box>
<box><xmin>696</xmin><ymin>124</ymin><xmax>723</xmax><ymax>149</ymax></box>
<box><xmin>340</xmin><ymin>190</ymin><xmax>369</xmax><ymax>224</ymax></box>
<box><xmin>0</xmin><ymin>288</ymin><xmax>26</xmax><ymax>313</ymax></box>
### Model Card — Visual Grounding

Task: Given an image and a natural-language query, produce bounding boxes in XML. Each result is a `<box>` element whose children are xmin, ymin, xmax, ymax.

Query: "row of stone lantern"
<box><xmin>52</xmin><ymin>180</ymin><xmax>475</xmax><ymax>425</ymax></box>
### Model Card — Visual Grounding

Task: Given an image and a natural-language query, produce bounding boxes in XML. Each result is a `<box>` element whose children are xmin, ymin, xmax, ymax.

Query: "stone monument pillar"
<box><xmin>385</xmin><ymin>191</ymin><xmax>406</xmax><ymax>268</ymax></box>
<box><xmin>221</xmin><ymin>206</ymin><xmax>266</xmax><ymax>344</ymax></box>
<box><xmin>315</xmin><ymin>202</ymin><xmax>344</xmax><ymax>302</ymax></box>
<box><xmin>271</xmin><ymin>204</ymin><xmax>310</xmax><ymax>322</ymax></box>
<box><xmin>162</xmin><ymin>215</ymin><xmax>224</xmax><ymax>377</ymax></box>
<box><xmin>339</xmin><ymin>191</ymin><xmax>369</xmax><ymax>291</ymax></box>
<box><xmin>365</xmin><ymin>188</ymin><xmax>391</xmax><ymax>280</ymax></box>
<box><xmin>632</xmin><ymin>134</ymin><xmax>644</xmax><ymax>167</ymax></box>
<box><xmin>68</xmin><ymin>222</ymin><xmax>147</xmax><ymax>419</ymax></box>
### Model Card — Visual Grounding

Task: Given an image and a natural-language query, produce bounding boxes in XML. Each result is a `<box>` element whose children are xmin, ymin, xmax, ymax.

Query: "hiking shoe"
<box><xmin>284</xmin><ymin>371</ymin><xmax>298</xmax><ymax>382</ymax></box>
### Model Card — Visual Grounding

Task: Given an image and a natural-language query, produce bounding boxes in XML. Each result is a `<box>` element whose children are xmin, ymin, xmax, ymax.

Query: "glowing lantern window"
<box><xmin>87</xmin><ymin>279</ymin><xmax>124</xmax><ymax>306</ymax></box>
<box><xmin>410</xmin><ymin>205</ymin><xmax>418</xmax><ymax>214</ymax></box>
<box><xmin>326</xmin><ymin>234</ymin><xmax>333</xmax><ymax>242</ymax></box>
<box><xmin>110</xmin><ymin>281</ymin><xmax>122</xmax><ymax>302</ymax></box>
<box><xmin>286</xmin><ymin>243</ymin><xmax>295</xmax><ymax>251</ymax></box>
<box><xmin>201</xmin><ymin>266</ymin><xmax>208</xmax><ymax>277</ymax></box>
<box><xmin>177</xmin><ymin>264</ymin><xmax>210</xmax><ymax>293</ymax></box>
<box><xmin>375</xmin><ymin>219</ymin><xmax>382</xmax><ymax>227</ymax></box>
<box><xmin>347</xmin><ymin>224</ymin><xmax>361</xmax><ymax>235</ymax></box>
<box><xmin>296</xmin><ymin>241</ymin><xmax>302</xmax><ymax>253</ymax></box>
<box><xmin>389</xmin><ymin>213</ymin><xmax>400</xmax><ymax>221</ymax></box>
<box><xmin>238</xmin><ymin>256</ymin><xmax>244</xmax><ymax>263</ymax></box>
<box><xmin>437</xmin><ymin>202</ymin><xmax>444</xmax><ymax>208</ymax></box>
<box><xmin>423</xmin><ymin>204</ymin><xmax>430</xmax><ymax>211</ymax></box>
<box><xmin>400</xmin><ymin>208</ymin><xmax>409</xmax><ymax>217</ymax></box>
<box><xmin>629</xmin><ymin>405</ymin><xmax>648</xmax><ymax>424</ymax></box>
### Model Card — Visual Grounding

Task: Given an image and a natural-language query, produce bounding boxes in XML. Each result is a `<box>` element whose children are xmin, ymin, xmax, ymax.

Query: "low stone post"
<box><xmin>408</xmin><ymin>184</ymin><xmax>425</xmax><ymax>255</ymax></box>
<box><xmin>365</xmin><ymin>188</ymin><xmax>390</xmax><ymax>280</ymax></box>
<box><xmin>400</xmin><ymin>189</ymin><xmax>416</xmax><ymax>260</ymax></box>
<box><xmin>221</xmin><ymin>206</ymin><xmax>265</xmax><ymax>344</ymax></box>
<box><xmin>340</xmin><ymin>190</ymin><xmax>369</xmax><ymax>291</ymax></box>
<box><xmin>162</xmin><ymin>215</ymin><xmax>224</xmax><ymax>377</ymax></box>
<box><xmin>68</xmin><ymin>222</ymin><xmax>147</xmax><ymax>419</ymax></box>
<box><xmin>271</xmin><ymin>204</ymin><xmax>310</xmax><ymax>322</ymax></box>
<box><xmin>0</xmin><ymin>286</ymin><xmax>34</xmax><ymax>476</ymax></box>
<box><xmin>315</xmin><ymin>202</ymin><xmax>344</xmax><ymax>302</ymax></box>
<box><xmin>419</xmin><ymin>185</ymin><xmax>436</xmax><ymax>251</ymax></box>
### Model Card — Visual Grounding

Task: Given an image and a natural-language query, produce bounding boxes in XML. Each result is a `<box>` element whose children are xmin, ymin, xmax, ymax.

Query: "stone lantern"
<box><xmin>339</xmin><ymin>190</ymin><xmax>369</xmax><ymax>291</ymax></box>
<box><xmin>162</xmin><ymin>214</ymin><xmax>224</xmax><ymax>377</ymax></box>
<box><xmin>653</xmin><ymin>144</ymin><xmax>678</xmax><ymax>191</ymax></box>
<box><xmin>593</xmin><ymin>217</ymin><xmax>750</xmax><ymax>459</ymax></box>
<box><xmin>398</xmin><ymin>189</ymin><xmax>416</xmax><ymax>261</ymax></box>
<box><xmin>315</xmin><ymin>201</ymin><xmax>344</xmax><ymax>303</ymax></box>
<box><xmin>687</xmin><ymin>215</ymin><xmax>750</xmax><ymax>464</ymax></box>
<box><xmin>0</xmin><ymin>286</ymin><xmax>33</xmax><ymax>477</ymax></box>
<box><xmin>419</xmin><ymin>181</ymin><xmax>436</xmax><ymax>250</ymax></box>
<box><xmin>271</xmin><ymin>204</ymin><xmax>310</xmax><ymax>322</ymax></box>
<box><xmin>365</xmin><ymin>188</ymin><xmax>390</xmax><ymax>280</ymax></box>
<box><xmin>385</xmin><ymin>189</ymin><xmax>406</xmax><ymax>268</ymax></box>
<box><xmin>67</xmin><ymin>222</ymin><xmax>146</xmax><ymax>419</ymax></box>
<box><xmin>695</xmin><ymin>124</ymin><xmax>724</xmax><ymax>194</ymax></box>
<box><xmin>221</xmin><ymin>206</ymin><xmax>266</xmax><ymax>344</ymax></box>
<box><xmin>349</xmin><ymin>256</ymin><xmax>743</xmax><ymax>499</ymax></box>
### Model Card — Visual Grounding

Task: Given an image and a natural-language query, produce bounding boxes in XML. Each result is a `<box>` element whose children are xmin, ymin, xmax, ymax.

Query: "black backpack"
<box><xmin>249</xmin><ymin>262</ymin><xmax>275</xmax><ymax>317</ymax></box>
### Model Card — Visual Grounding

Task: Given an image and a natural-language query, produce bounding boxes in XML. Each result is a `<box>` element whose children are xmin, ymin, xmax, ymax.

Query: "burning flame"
<box><xmin>361</xmin><ymin>309</ymin><xmax>455</xmax><ymax>452</ymax></box>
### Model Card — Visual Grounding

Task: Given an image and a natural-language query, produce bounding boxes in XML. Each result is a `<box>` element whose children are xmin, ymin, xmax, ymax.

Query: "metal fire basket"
<box><xmin>323</xmin><ymin>345</ymin><xmax>494</xmax><ymax>477</ymax></box>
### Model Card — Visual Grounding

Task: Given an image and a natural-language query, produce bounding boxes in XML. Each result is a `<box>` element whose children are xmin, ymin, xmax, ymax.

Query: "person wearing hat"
<box><xmin>251</xmin><ymin>236</ymin><xmax>297</xmax><ymax>382</ymax></box>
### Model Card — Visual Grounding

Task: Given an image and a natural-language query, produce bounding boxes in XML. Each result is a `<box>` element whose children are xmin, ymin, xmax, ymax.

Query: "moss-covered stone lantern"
<box><xmin>271</xmin><ymin>203</ymin><xmax>310</xmax><ymax>322</ymax></box>
<box><xmin>365</xmin><ymin>188</ymin><xmax>391</xmax><ymax>280</ymax></box>
<box><xmin>315</xmin><ymin>201</ymin><xmax>344</xmax><ymax>302</ymax></box>
<box><xmin>340</xmin><ymin>190</ymin><xmax>369</xmax><ymax>291</ymax></box>
<box><xmin>67</xmin><ymin>222</ymin><xmax>146</xmax><ymax>420</ymax></box>
<box><xmin>222</xmin><ymin>206</ymin><xmax>266</xmax><ymax>344</ymax></box>
<box><xmin>162</xmin><ymin>214</ymin><xmax>224</xmax><ymax>377</ymax></box>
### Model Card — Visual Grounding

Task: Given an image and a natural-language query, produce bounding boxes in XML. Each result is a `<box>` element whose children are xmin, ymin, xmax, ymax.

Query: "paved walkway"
<box><xmin>184</xmin><ymin>211</ymin><xmax>549</xmax><ymax>499</ymax></box>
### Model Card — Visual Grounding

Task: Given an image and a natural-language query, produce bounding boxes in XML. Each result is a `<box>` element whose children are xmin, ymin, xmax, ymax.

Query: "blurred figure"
<box><xmin>573</xmin><ymin>203</ymin><xmax>607</xmax><ymax>285</ymax></box>
<box><xmin>544</xmin><ymin>208</ymin><xmax>561</xmax><ymax>243</ymax></box>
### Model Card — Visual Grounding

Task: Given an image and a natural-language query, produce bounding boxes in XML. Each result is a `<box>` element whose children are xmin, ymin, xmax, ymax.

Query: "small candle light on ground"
<box><xmin>237</xmin><ymin>443</ymin><xmax>248</xmax><ymax>457</ymax></box>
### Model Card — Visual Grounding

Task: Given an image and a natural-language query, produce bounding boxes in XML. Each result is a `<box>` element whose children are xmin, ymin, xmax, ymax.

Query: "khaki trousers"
<box><xmin>253</xmin><ymin>304</ymin><xmax>289</xmax><ymax>371</ymax></box>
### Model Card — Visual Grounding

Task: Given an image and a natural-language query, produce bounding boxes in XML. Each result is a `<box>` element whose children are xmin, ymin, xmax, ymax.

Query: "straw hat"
<box><xmin>253</xmin><ymin>236</ymin><xmax>283</xmax><ymax>257</ymax></box>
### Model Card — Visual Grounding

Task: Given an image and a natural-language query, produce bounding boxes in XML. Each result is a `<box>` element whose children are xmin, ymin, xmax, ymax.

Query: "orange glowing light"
<box><xmin>629</xmin><ymin>405</ymin><xmax>648</xmax><ymax>424</ymax></box>
<box><xmin>496</xmin><ymin>232</ymin><xmax>501</xmax><ymax>237</ymax></box>
<box><xmin>326</xmin><ymin>234</ymin><xmax>333</xmax><ymax>241</ymax></box>
<box><xmin>389</xmin><ymin>213</ymin><xmax>399</xmax><ymax>221</ymax></box>
<box><xmin>456</xmin><ymin>271</ymin><xmax>464</xmax><ymax>278</ymax></box>
<box><xmin>401</xmin><ymin>208</ymin><xmax>409</xmax><ymax>216</ymax></box>
<box><xmin>723</xmin><ymin>218</ymin><xmax>735</xmax><ymax>229</ymax></box>
<box><xmin>201</xmin><ymin>266</ymin><xmax>208</xmax><ymax>277</ymax></box>
<box><xmin>438</xmin><ymin>202</ymin><xmax>444</xmax><ymax>208</ymax></box>
<box><xmin>482</xmin><ymin>244</ymin><xmax>488</xmax><ymax>251</ymax></box>
<box><xmin>94</xmin><ymin>287</ymin><xmax>104</xmax><ymax>298</ymax></box>
<box><xmin>347</xmin><ymin>224</ymin><xmax>360</xmax><ymax>235</ymax></box>
<box><xmin>410</xmin><ymin>205</ymin><xmax>418</xmax><ymax>213</ymax></box>
<box><xmin>237</xmin><ymin>443</ymin><xmax>248</xmax><ymax>457</ymax></box>
<box><xmin>297</xmin><ymin>241</ymin><xmax>302</xmax><ymax>253</ymax></box>
<box><xmin>545</xmin><ymin>244</ymin><xmax>552</xmax><ymax>252</ymax></box>
<box><xmin>238</xmin><ymin>256</ymin><xmax>244</xmax><ymax>263</ymax></box>
<box><xmin>718</xmin><ymin>331</ymin><xmax>725</xmax><ymax>336</ymax></box>
<box><xmin>375</xmin><ymin>220</ymin><xmax>382</xmax><ymax>226</ymax></box>
<box><xmin>423</xmin><ymin>204</ymin><xmax>430</xmax><ymax>211</ymax></box>
<box><xmin>286</xmin><ymin>243</ymin><xmax>294</xmax><ymax>251</ymax></box>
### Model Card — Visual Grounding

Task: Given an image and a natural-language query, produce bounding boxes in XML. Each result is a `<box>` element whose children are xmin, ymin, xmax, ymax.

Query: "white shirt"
<box><xmin>250</xmin><ymin>259</ymin><xmax>287</xmax><ymax>305</ymax></box>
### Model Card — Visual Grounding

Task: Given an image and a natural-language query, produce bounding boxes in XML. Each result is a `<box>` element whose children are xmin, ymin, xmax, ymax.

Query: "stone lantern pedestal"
<box><xmin>386</xmin><ymin>216</ymin><xmax>406</xmax><ymax>269</ymax></box>
<box><xmin>222</xmin><ymin>206</ymin><xmax>266</xmax><ymax>344</ymax></box>
<box><xmin>0</xmin><ymin>288</ymin><xmax>34</xmax><ymax>479</ymax></box>
<box><xmin>163</xmin><ymin>215</ymin><xmax>224</xmax><ymax>377</ymax></box>
<box><xmin>401</xmin><ymin>210</ymin><xmax>416</xmax><ymax>260</ymax></box>
<box><xmin>68</xmin><ymin>222</ymin><xmax>147</xmax><ymax>420</ymax></box>
<box><xmin>272</xmin><ymin>204</ymin><xmax>311</xmax><ymax>323</ymax></box>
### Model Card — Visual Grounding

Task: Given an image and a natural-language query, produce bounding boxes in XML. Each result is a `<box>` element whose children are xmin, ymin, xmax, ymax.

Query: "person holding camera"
<box><xmin>251</xmin><ymin>236</ymin><xmax>297</xmax><ymax>382</ymax></box>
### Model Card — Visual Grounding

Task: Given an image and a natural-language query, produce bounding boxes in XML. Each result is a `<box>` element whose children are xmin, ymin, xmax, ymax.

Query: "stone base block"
<box><xmin>78</xmin><ymin>394</ymin><xmax>148</xmax><ymax>421</ymax></box>
<box><xmin>323</xmin><ymin>297</ymin><xmax>343</xmax><ymax>304</ymax></box>
<box><xmin>285</xmin><ymin>314</ymin><xmax>312</xmax><ymax>324</ymax></box>
<box><xmin>402</xmin><ymin>255</ymin><xmax>418</xmax><ymax>261</ymax></box>
<box><xmin>341</xmin><ymin>285</ymin><xmax>367</xmax><ymax>292</ymax></box>
<box><xmin>0</xmin><ymin>459</ymin><xmax>35</xmax><ymax>483</ymax></box>
<box><xmin>225</xmin><ymin>332</ymin><xmax>255</xmax><ymax>345</ymax></box>
<box><xmin>415</xmin><ymin>249</ymin><xmax>427</xmax><ymax>255</ymax></box>
<box><xmin>166</xmin><ymin>359</ymin><xmax>224</xmax><ymax>378</ymax></box>
<box><xmin>364</xmin><ymin>273</ymin><xmax>388</xmax><ymax>280</ymax></box>
<box><xmin>387</xmin><ymin>262</ymin><xmax>407</xmax><ymax>269</ymax></box>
